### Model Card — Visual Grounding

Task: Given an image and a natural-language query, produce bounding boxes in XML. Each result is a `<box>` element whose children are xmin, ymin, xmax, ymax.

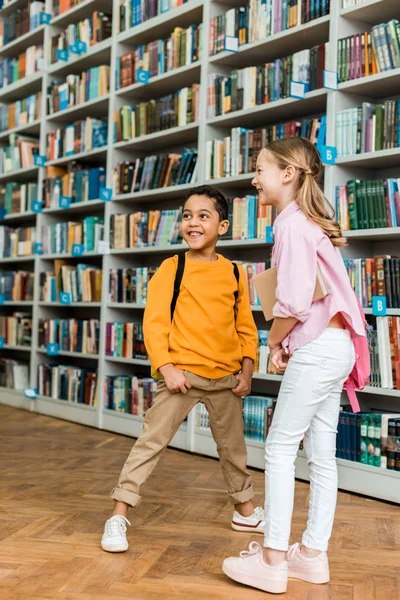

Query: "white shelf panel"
<box><xmin>362</xmin><ymin>386</ymin><xmax>400</xmax><ymax>397</ymax></box>
<box><xmin>207</xmin><ymin>173</ymin><xmax>256</xmax><ymax>190</ymax></box>
<box><xmin>37</xmin><ymin>348</ymin><xmax>99</xmax><ymax>360</ymax></box>
<box><xmin>110</xmin><ymin>238</ymin><xmax>269</xmax><ymax>256</ymax></box>
<box><xmin>0</xmin><ymin>255</ymin><xmax>35</xmax><ymax>264</ymax></box>
<box><xmin>0</xmin><ymin>211</ymin><xmax>36</xmax><ymax>222</ymax></box>
<box><xmin>46</xmin><ymin>147</ymin><xmax>108</xmax><ymax>167</ymax></box>
<box><xmin>363</xmin><ymin>308</ymin><xmax>400</xmax><ymax>316</ymax></box>
<box><xmin>41</xmin><ymin>250</ymin><xmax>101</xmax><ymax>260</ymax></box>
<box><xmin>343</xmin><ymin>227</ymin><xmax>400</xmax><ymax>241</ymax></box>
<box><xmin>38</xmin><ymin>302</ymin><xmax>101</xmax><ymax>307</ymax></box>
<box><xmin>0</xmin><ymin>72</ymin><xmax>42</xmax><ymax>103</ymax></box>
<box><xmin>48</xmin><ymin>37</ymin><xmax>112</xmax><ymax>77</ymax></box>
<box><xmin>46</xmin><ymin>95</ymin><xmax>110</xmax><ymax>123</ymax></box>
<box><xmin>0</xmin><ymin>387</ymin><xmax>31</xmax><ymax>410</ymax></box>
<box><xmin>336</xmin><ymin>148</ymin><xmax>400</xmax><ymax>169</ymax></box>
<box><xmin>338</xmin><ymin>68</ymin><xmax>400</xmax><ymax>97</ymax></box>
<box><xmin>0</xmin><ymin>166</ymin><xmax>38</xmax><ymax>183</ymax></box>
<box><xmin>116</xmin><ymin>63</ymin><xmax>201</xmax><ymax>101</ymax></box>
<box><xmin>108</xmin><ymin>303</ymin><xmax>146</xmax><ymax>309</ymax></box>
<box><xmin>113</xmin><ymin>183</ymin><xmax>194</xmax><ymax>203</ymax></box>
<box><xmin>0</xmin><ymin>25</ymin><xmax>45</xmax><ymax>58</ymax></box>
<box><xmin>42</xmin><ymin>199</ymin><xmax>105</xmax><ymax>216</ymax></box>
<box><xmin>105</xmin><ymin>356</ymin><xmax>151</xmax><ymax>366</ymax></box>
<box><xmin>340</xmin><ymin>0</ymin><xmax>400</xmax><ymax>24</ymax></box>
<box><xmin>34</xmin><ymin>395</ymin><xmax>98</xmax><ymax>427</ymax></box>
<box><xmin>0</xmin><ymin>119</ymin><xmax>41</xmax><ymax>141</ymax></box>
<box><xmin>2</xmin><ymin>344</ymin><xmax>31</xmax><ymax>352</ymax></box>
<box><xmin>114</xmin><ymin>122</ymin><xmax>199</xmax><ymax>152</ymax></box>
<box><xmin>2</xmin><ymin>300</ymin><xmax>33</xmax><ymax>306</ymax></box>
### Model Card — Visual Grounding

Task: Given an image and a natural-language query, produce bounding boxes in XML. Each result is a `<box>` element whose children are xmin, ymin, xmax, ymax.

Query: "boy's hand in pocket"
<box><xmin>159</xmin><ymin>364</ymin><xmax>192</xmax><ymax>394</ymax></box>
<box><xmin>232</xmin><ymin>372</ymin><xmax>252</xmax><ymax>397</ymax></box>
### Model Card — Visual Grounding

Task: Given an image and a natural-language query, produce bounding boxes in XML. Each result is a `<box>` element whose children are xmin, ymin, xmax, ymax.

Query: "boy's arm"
<box><xmin>143</xmin><ymin>257</ymin><xmax>176</xmax><ymax>371</ymax></box>
<box><xmin>235</xmin><ymin>265</ymin><xmax>258</xmax><ymax>365</ymax></box>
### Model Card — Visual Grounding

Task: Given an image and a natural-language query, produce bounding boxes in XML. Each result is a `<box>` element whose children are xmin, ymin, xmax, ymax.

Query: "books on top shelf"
<box><xmin>207</xmin><ymin>44</ymin><xmax>327</xmax><ymax>118</ymax></box>
<box><xmin>38</xmin><ymin>363</ymin><xmax>98</xmax><ymax>405</ymax></box>
<box><xmin>40</xmin><ymin>260</ymin><xmax>102</xmax><ymax>302</ymax></box>
<box><xmin>105</xmin><ymin>321</ymin><xmax>147</xmax><ymax>360</ymax></box>
<box><xmin>114</xmin><ymin>84</ymin><xmax>200</xmax><ymax>141</ymax></box>
<box><xmin>336</xmin><ymin>101</ymin><xmax>400</xmax><ymax>157</ymax></box>
<box><xmin>0</xmin><ymin>134</ymin><xmax>39</xmax><ymax>173</ymax></box>
<box><xmin>47</xmin><ymin>118</ymin><xmax>108</xmax><ymax>160</ymax></box>
<box><xmin>0</xmin><ymin>270</ymin><xmax>34</xmax><ymax>300</ymax></box>
<box><xmin>0</xmin><ymin>1</ymin><xmax>45</xmax><ymax>48</ymax></box>
<box><xmin>0</xmin><ymin>312</ymin><xmax>32</xmax><ymax>346</ymax></box>
<box><xmin>47</xmin><ymin>66</ymin><xmax>110</xmax><ymax>114</ymax></box>
<box><xmin>206</xmin><ymin>116</ymin><xmax>326</xmax><ymax>179</ymax></box>
<box><xmin>335</xmin><ymin>178</ymin><xmax>400</xmax><ymax>230</ymax></box>
<box><xmin>41</xmin><ymin>216</ymin><xmax>104</xmax><ymax>255</ymax></box>
<box><xmin>117</xmin><ymin>24</ymin><xmax>202</xmax><ymax>89</ymax></box>
<box><xmin>117</xmin><ymin>0</ymin><xmax>189</xmax><ymax>34</ymax></box>
<box><xmin>38</xmin><ymin>317</ymin><xmax>100</xmax><ymax>354</ymax></box>
<box><xmin>0</xmin><ymin>91</ymin><xmax>41</xmax><ymax>133</ymax></box>
<box><xmin>0</xmin><ymin>358</ymin><xmax>29</xmax><ymax>389</ymax></box>
<box><xmin>0</xmin><ymin>44</ymin><xmax>43</xmax><ymax>88</ymax></box>
<box><xmin>44</xmin><ymin>164</ymin><xmax>106</xmax><ymax>207</ymax></box>
<box><xmin>109</xmin><ymin>267</ymin><xmax>156</xmax><ymax>304</ymax></box>
<box><xmin>345</xmin><ymin>256</ymin><xmax>400</xmax><ymax>309</ymax></box>
<box><xmin>112</xmin><ymin>149</ymin><xmax>198</xmax><ymax>194</ymax></box>
<box><xmin>0</xmin><ymin>225</ymin><xmax>36</xmax><ymax>257</ymax></box>
<box><xmin>209</xmin><ymin>0</ymin><xmax>330</xmax><ymax>56</ymax></box>
<box><xmin>0</xmin><ymin>182</ymin><xmax>38</xmax><ymax>215</ymax></box>
<box><xmin>51</xmin><ymin>11</ymin><xmax>112</xmax><ymax>62</ymax></box>
<box><xmin>367</xmin><ymin>317</ymin><xmax>400</xmax><ymax>389</ymax></box>
<box><xmin>105</xmin><ymin>375</ymin><xmax>156</xmax><ymax>415</ymax></box>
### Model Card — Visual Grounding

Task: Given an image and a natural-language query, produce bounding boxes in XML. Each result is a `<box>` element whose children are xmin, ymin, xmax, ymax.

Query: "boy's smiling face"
<box><xmin>181</xmin><ymin>194</ymin><xmax>229</xmax><ymax>252</ymax></box>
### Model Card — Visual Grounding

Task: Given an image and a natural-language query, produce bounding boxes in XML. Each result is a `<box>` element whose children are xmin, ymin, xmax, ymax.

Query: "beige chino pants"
<box><xmin>111</xmin><ymin>370</ymin><xmax>254</xmax><ymax>507</ymax></box>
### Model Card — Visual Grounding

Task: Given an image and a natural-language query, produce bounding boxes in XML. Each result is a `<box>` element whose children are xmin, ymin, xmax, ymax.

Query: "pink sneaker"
<box><xmin>222</xmin><ymin>542</ymin><xmax>288</xmax><ymax>594</ymax></box>
<box><xmin>287</xmin><ymin>543</ymin><xmax>330</xmax><ymax>584</ymax></box>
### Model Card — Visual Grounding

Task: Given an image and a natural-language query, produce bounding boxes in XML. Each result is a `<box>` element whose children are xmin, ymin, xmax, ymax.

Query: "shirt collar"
<box><xmin>273</xmin><ymin>201</ymin><xmax>300</xmax><ymax>231</ymax></box>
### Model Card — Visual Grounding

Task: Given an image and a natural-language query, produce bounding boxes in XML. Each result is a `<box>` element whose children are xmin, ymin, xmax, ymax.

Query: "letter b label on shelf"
<box><xmin>372</xmin><ymin>296</ymin><xmax>387</xmax><ymax>316</ymax></box>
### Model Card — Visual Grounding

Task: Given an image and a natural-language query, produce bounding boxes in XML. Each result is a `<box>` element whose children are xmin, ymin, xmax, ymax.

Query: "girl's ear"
<box><xmin>283</xmin><ymin>165</ymin><xmax>296</xmax><ymax>183</ymax></box>
<box><xmin>218</xmin><ymin>219</ymin><xmax>230</xmax><ymax>236</ymax></box>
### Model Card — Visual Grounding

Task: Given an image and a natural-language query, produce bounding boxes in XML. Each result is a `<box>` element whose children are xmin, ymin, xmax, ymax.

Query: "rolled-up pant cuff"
<box><xmin>264</xmin><ymin>538</ymin><xmax>288</xmax><ymax>551</ymax></box>
<box><xmin>110</xmin><ymin>487</ymin><xmax>141</xmax><ymax>508</ymax></box>
<box><xmin>229</xmin><ymin>484</ymin><xmax>255</xmax><ymax>505</ymax></box>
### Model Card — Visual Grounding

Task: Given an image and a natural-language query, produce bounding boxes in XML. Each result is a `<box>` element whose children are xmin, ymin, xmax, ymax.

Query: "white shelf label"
<box><xmin>98</xmin><ymin>240</ymin><xmax>110</xmax><ymax>255</ymax></box>
<box><xmin>290</xmin><ymin>81</ymin><xmax>309</xmax><ymax>99</ymax></box>
<box><xmin>224</xmin><ymin>36</ymin><xmax>239</xmax><ymax>53</ymax></box>
<box><xmin>24</xmin><ymin>388</ymin><xmax>37</xmax><ymax>398</ymax></box>
<box><xmin>323</xmin><ymin>70</ymin><xmax>338</xmax><ymax>90</ymax></box>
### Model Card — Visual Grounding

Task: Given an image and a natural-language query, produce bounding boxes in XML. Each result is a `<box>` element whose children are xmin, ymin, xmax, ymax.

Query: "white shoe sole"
<box><xmin>231</xmin><ymin>522</ymin><xmax>264</xmax><ymax>534</ymax></box>
<box><xmin>222</xmin><ymin>562</ymin><xmax>287</xmax><ymax>594</ymax></box>
<box><xmin>101</xmin><ymin>542</ymin><xmax>129</xmax><ymax>553</ymax></box>
<box><xmin>288</xmin><ymin>567</ymin><xmax>330</xmax><ymax>584</ymax></box>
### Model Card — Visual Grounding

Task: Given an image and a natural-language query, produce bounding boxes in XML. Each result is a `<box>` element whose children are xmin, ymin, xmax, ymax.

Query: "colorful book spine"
<box><xmin>38</xmin><ymin>363</ymin><xmax>98</xmax><ymax>404</ymax></box>
<box><xmin>105</xmin><ymin>321</ymin><xmax>147</xmax><ymax>360</ymax></box>
<box><xmin>117</xmin><ymin>0</ymin><xmax>189</xmax><ymax>34</ymax></box>
<box><xmin>105</xmin><ymin>375</ymin><xmax>157</xmax><ymax>414</ymax></box>
<box><xmin>0</xmin><ymin>312</ymin><xmax>32</xmax><ymax>346</ymax></box>
<box><xmin>41</xmin><ymin>217</ymin><xmax>104</xmax><ymax>255</ymax></box>
<box><xmin>0</xmin><ymin>45</ymin><xmax>44</xmax><ymax>88</ymax></box>
<box><xmin>0</xmin><ymin>182</ymin><xmax>39</xmax><ymax>215</ymax></box>
<box><xmin>38</xmin><ymin>318</ymin><xmax>100</xmax><ymax>354</ymax></box>
<box><xmin>47</xmin><ymin>66</ymin><xmax>110</xmax><ymax>114</ymax></box>
<box><xmin>109</xmin><ymin>267</ymin><xmax>156</xmax><ymax>304</ymax></box>
<box><xmin>0</xmin><ymin>92</ymin><xmax>42</xmax><ymax>133</ymax></box>
<box><xmin>51</xmin><ymin>10</ymin><xmax>112</xmax><ymax>62</ymax></box>
<box><xmin>0</xmin><ymin>271</ymin><xmax>34</xmax><ymax>301</ymax></box>
<box><xmin>0</xmin><ymin>225</ymin><xmax>36</xmax><ymax>257</ymax></box>
<box><xmin>0</xmin><ymin>358</ymin><xmax>29</xmax><ymax>389</ymax></box>
<box><xmin>47</xmin><ymin>118</ymin><xmax>108</xmax><ymax>160</ymax></box>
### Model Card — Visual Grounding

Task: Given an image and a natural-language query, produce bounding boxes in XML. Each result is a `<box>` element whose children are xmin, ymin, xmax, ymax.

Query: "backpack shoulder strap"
<box><xmin>170</xmin><ymin>253</ymin><xmax>185</xmax><ymax>321</ymax></box>
<box><xmin>232</xmin><ymin>262</ymin><xmax>239</xmax><ymax>301</ymax></box>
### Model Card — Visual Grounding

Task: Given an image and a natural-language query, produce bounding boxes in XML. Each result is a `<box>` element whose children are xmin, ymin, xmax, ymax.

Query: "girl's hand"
<box><xmin>159</xmin><ymin>364</ymin><xmax>192</xmax><ymax>394</ymax></box>
<box><xmin>270</xmin><ymin>346</ymin><xmax>290</xmax><ymax>374</ymax></box>
<box><xmin>232</xmin><ymin>372</ymin><xmax>252</xmax><ymax>397</ymax></box>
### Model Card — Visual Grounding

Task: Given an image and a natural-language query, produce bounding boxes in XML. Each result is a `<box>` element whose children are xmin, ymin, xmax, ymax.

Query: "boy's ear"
<box><xmin>218</xmin><ymin>219</ymin><xmax>230</xmax><ymax>236</ymax></box>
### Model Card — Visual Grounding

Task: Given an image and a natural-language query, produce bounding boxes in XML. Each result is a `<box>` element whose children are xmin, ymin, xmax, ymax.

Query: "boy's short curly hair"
<box><xmin>184</xmin><ymin>185</ymin><xmax>228</xmax><ymax>221</ymax></box>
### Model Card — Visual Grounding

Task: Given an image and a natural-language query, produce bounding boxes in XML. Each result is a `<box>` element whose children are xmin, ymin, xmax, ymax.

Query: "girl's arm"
<box><xmin>268</xmin><ymin>316</ymin><xmax>298</xmax><ymax>350</ymax></box>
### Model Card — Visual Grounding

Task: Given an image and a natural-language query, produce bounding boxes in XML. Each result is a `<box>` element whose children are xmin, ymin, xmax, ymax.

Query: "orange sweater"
<box><xmin>143</xmin><ymin>253</ymin><xmax>258</xmax><ymax>379</ymax></box>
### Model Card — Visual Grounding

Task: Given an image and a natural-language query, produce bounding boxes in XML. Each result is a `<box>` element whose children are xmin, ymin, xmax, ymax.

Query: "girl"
<box><xmin>222</xmin><ymin>137</ymin><xmax>366</xmax><ymax>594</ymax></box>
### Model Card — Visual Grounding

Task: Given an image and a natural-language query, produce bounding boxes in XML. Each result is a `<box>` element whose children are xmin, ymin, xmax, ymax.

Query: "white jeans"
<box><xmin>264</xmin><ymin>328</ymin><xmax>355</xmax><ymax>552</ymax></box>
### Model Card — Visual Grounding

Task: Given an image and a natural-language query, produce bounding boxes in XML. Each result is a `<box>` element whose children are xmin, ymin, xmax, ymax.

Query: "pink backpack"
<box><xmin>344</xmin><ymin>295</ymin><xmax>370</xmax><ymax>413</ymax></box>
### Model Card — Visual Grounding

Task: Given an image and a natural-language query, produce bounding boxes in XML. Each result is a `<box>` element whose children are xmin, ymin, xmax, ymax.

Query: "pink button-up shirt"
<box><xmin>272</xmin><ymin>201</ymin><xmax>366</xmax><ymax>354</ymax></box>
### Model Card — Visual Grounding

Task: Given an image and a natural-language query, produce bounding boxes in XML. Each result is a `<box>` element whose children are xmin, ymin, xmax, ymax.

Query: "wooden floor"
<box><xmin>0</xmin><ymin>406</ymin><xmax>399</xmax><ymax>600</ymax></box>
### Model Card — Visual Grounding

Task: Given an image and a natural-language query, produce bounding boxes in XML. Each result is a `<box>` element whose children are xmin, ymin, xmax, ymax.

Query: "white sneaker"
<box><xmin>101</xmin><ymin>515</ymin><xmax>131</xmax><ymax>553</ymax></box>
<box><xmin>231</xmin><ymin>506</ymin><xmax>265</xmax><ymax>533</ymax></box>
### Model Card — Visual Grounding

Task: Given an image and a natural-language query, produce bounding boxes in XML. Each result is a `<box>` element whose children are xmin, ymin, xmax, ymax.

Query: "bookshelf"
<box><xmin>0</xmin><ymin>0</ymin><xmax>399</xmax><ymax>503</ymax></box>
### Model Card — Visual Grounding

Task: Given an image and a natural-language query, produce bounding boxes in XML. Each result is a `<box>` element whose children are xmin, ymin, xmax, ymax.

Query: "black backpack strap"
<box><xmin>232</xmin><ymin>262</ymin><xmax>239</xmax><ymax>302</ymax></box>
<box><xmin>170</xmin><ymin>253</ymin><xmax>185</xmax><ymax>321</ymax></box>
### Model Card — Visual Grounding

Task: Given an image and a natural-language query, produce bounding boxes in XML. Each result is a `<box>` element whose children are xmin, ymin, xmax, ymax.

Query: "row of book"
<box><xmin>114</xmin><ymin>84</ymin><xmax>200</xmax><ymax>141</ymax></box>
<box><xmin>117</xmin><ymin>24</ymin><xmax>202</xmax><ymax>89</ymax></box>
<box><xmin>117</xmin><ymin>0</ymin><xmax>189</xmax><ymax>33</ymax></box>
<box><xmin>51</xmin><ymin>11</ymin><xmax>112</xmax><ymax>63</ymax></box>
<box><xmin>0</xmin><ymin>1</ymin><xmax>45</xmax><ymax>47</ymax></box>
<box><xmin>0</xmin><ymin>225</ymin><xmax>35</xmax><ymax>257</ymax></box>
<box><xmin>337</xmin><ymin>20</ymin><xmax>400</xmax><ymax>83</ymax></box>
<box><xmin>0</xmin><ymin>313</ymin><xmax>32</xmax><ymax>346</ymax></box>
<box><xmin>335</xmin><ymin>178</ymin><xmax>400</xmax><ymax>231</ymax></box>
<box><xmin>104</xmin><ymin>375</ymin><xmax>156</xmax><ymax>415</ymax></box>
<box><xmin>38</xmin><ymin>318</ymin><xmax>100</xmax><ymax>354</ymax></box>
<box><xmin>40</xmin><ymin>261</ymin><xmax>102</xmax><ymax>303</ymax></box>
<box><xmin>47</xmin><ymin>118</ymin><xmax>108</xmax><ymax>160</ymax></box>
<box><xmin>206</xmin><ymin>117</ymin><xmax>325</xmax><ymax>179</ymax></box>
<box><xmin>37</xmin><ymin>363</ymin><xmax>98</xmax><ymax>405</ymax></box>
<box><xmin>336</xmin><ymin>101</ymin><xmax>400</xmax><ymax>157</ymax></box>
<box><xmin>49</xmin><ymin>0</ymin><xmax>85</xmax><ymax>18</ymax></box>
<box><xmin>112</xmin><ymin>149</ymin><xmax>198</xmax><ymax>195</ymax></box>
<box><xmin>0</xmin><ymin>91</ymin><xmax>41</xmax><ymax>133</ymax></box>
<box><xmin>0</xmin><ymin>182</ymin><xmax>39</xmax><ymax>216</ymax></box>
<box><xmin>368</xmin><ymin>317</ymin><xmax>400</xmax><ymax>390</ymax></box>
<box><xmin>345</xmin><ymin>256</ymin><xmax>400</xmax><ymax>310</ymax></box>
<box><xmin>337</xmin><ymin>411</ymin><xmax>400</xmax><ymax>471</ymax></box>
<box><xmin>207</xmin><ymin>45</ymin><xmax>326</xmax><ymax>118</ymax></box>
<box><xmin>47</xmin><ymin>66</ymin><xmax>110</xmax><ymax>115</ymax></box>
<box><xmin>0</xmin><ymin>271</ymin><xmax>34</xmax><ymax>301</ymax></box>
<box><xmin>105</xmin><ymin>321</ymin><xmax>147</xmax><ymax>360</ymax></box>
<box><xmin>0</xmin><ymin>358</ymin><xmax>29</xmax><ymax>390</ymax></box>
<box><xmin>109</xmin><ymin>267</ymin><xmax>156</xmax><ymax>305</ymax></box>
<box><xmin>0</xmin><ymin>45</ymin><xmax>43</xmax><ymax>89</ymax></box>
<box><xmin>44</xmin><ymin>164</ymin><xmax>106</xmax><ymax>207</ymax></box>
<box><xmin>40</xmin><ymin>217</ymin><xmax>104</xmax><ymax>255</ymax></box>
<box><xmin>0</xmin><ymin>134</ymin><xmax>39</xmax><ymax>174</ymax></box>
<box><xmin>209</xmin><ymin>0</ymin><xmax>330</xmax><ymax>56</ymax></box>
<box><xmin>110</xmin><ymin>209</ymin><xmax>182</xmax><ymax>249</ymax></box>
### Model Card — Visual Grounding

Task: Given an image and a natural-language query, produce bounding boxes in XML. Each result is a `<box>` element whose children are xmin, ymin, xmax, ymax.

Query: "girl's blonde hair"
<box><xmin>265</xmin><ymin>137</ymin><xmax>346</xmax><ymax>247</ymax></box>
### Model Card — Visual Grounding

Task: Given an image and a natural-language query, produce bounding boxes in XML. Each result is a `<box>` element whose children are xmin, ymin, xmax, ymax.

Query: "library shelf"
<box><xmin>114</xmin><ymin>122</ymin><xmax>199</xmax><ymax>152</ymax></box>
<box><xmin>0</xmin><ymin>256</ymin><xmax>35</xmax><ymax>264</ymax></box>
<box><xmin>0</xmin><ymin>72</ymin><xmax>43</xmax><ymax>103</ymax></box>
<box><xmin>40</xmin><ymin>250</ymin><xmax>101</xmax><ymax>260</ymax></box>
<box><xmin>110</xmin><ymin>238</ymin><xmax>270</xmax><ymax>256</ymax></box>
<box><xmin>50</xmin><ymin>0</ymin><xmax>112</xmax><ymax>27</ymax></box>
<box><xmin>339</xmin><ymin>0</ymin><xmax>400</xmax><ymax>24</ymax></box>
<box><xmin>207</xmin><ymin>173</ymin><xmax>256</xmax><ymax>190</ymax></box>
<box><xmin>206</xmin><ymin>88</ymin><xmax>327</xmax><ymax>129</ymax></box>
<box><xmin>0</xmin><ymin>25</ymin><xmax>45</xmax><ymax>58</ymax></box>
<box><xmin>107</xmin><ymin>303</ymin><xmax>146</xmax><ymax>309</ymax></box>
<box><xmin>209</xmin><ymin>15</ymin><xmax>330</xmax><ymax>69</ymax></box>
<box><xmin>0</xmin><ymin>0</ymin><xmax>28</xmax><ymax>17</ymax></box>
<box><xmin>362</xmin><ymin>386</ymin><xmax>400</xmax><ymax>397</ymax></box>
<box><xmin>0</xmin><ymin>211</ymin><xmax>36</xmax><ymax>222</ymax></box>
<box><xmin>0</xmin><ymin>387</ymin><xmax>31</xmax><ymax>411</ymax></box>
<box><xmin>363</xmin><ymin>308</ymin><xmax>400</xmax><ymax>316</ymax></box>
<box><xmin>105</xmin><ymin>356</ymin><xmax>151</xmax><ymax>366</ymax></box>
<box><xmin>37</xmin><ymin>348</ymin><xmax>100</xmax><ymax>360</ymax></box>
<box><xmin>46</xmin><ymin>95</ymin><xmax>110</xmax><ymax>123</ymax></box>
<box><xmin>0</xmin><ymin>166</ymin><xmax>38</xmax><ymax>183</ymax></box>
<box><xmin>48</xmin><ymin>37</ymin><xmax>113</xmax><ymax>78</ymax></box>
<box><xmin>117</xmin><ymin>0</ymin><xmax>204</xmax><ymax>47</ymax></box>
<box><xmin>2</xmin><ymin>344</ymin><xmax>31</xmax><ymax>352</ymax></box>
<box><xmin>112</xmin><ymin>183</ymin><xmax>195</xmax><ymax>203</ymax></box>
<box><xmin>338</xmin><ymin>68</ymin><xmax>400</xmax><ymax>97</ymax></box>
<box><xmin>343</xmin><ymin>227</ymin><xmax>400</xmax><ymax>241</ymax></box>
<box><xmin>42</xmin><ymin>199</ymin><xmax>105</xmax><ymax>216</ymax></box>
<box><xmin>336</xmin><ymin>148</ymin><xmax>400</xmax><ymax>169</ymax></box>
<box><xmin>0</xmin><ymin>119</ymin><xmax>41</xmax><ymax>141</ymax></box>
<box><xmin>46</xmin><ymin>147</ymin><xmax>108</xmax><ymax>167</ymax></box>
<box><xmin>102</xmin><ymin>408</ymin><xmax>188</xmax><ymax>450</ymax></box>
<box><xmin>116</xmin><ymin>62</ymin><xmax>201</xmax><ymax>101</ymax></box>
<box><xmin>34</xmin><ymin>395</ymin><xmax>98</xmax><ymax>427</ymax></box>
<box><xmin>38</xmin><ymin>302</ymin><xmax>102</xmax><ymax>307</ymax></box>
<box><xmin>2</xmin><ymin>300</ymin><xmax>34</xmax><ymax>306</ymax></box>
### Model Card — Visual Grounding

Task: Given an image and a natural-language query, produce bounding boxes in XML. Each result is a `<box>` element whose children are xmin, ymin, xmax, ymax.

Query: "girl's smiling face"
<box><xmin>252</xmin><ymin>149</ymin><xmax>286</xmax><ymax>207</ymax></box>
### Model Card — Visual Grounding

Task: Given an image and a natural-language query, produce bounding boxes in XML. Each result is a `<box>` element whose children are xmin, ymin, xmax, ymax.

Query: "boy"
<box><xmin>101</xmin><ymin>185</ymin><xmax>264</xmax><ymax>552</ymax></box>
